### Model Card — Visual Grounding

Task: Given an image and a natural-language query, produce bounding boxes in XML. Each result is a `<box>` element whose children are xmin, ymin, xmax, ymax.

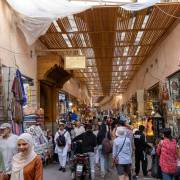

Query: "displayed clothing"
<box><xmin>11</xmin><ymin>98</ymin><xmax>23</xmax><ymax>124</ymax></box>
<box><xmin>11</xmin><ymin>133</ymin><xmax>43</xmax><ymax>180</ymax></box>
<box><xmin>0</xmin><ymin>134</ymin><xmax>18</xmax><ymax>172</ymax></box>
<box><xmin>12</xmin><ymin>70</ymin><xmax>27</xmax><ymax>106</ymax></box>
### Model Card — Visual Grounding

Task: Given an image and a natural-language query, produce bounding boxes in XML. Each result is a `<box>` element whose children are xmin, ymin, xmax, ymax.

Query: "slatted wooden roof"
<box><xmin>40</xmin><ymin>3</ymin><xmax>180</xmax><ymax>96</ymax></box>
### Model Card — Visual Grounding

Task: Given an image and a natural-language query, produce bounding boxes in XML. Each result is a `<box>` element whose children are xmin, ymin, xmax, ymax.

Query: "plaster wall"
<box><xmin>0</xmin><ymin>1</ymin><xmax>37</xmax><ymax>105</ymax></box>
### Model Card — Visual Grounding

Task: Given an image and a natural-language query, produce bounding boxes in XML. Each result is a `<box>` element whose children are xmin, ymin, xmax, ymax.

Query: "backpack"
<box><xmin>56</xmin><ymin>131</ymin><xmax>67</xmax><ymax>147</ymax></box>
<box><xmin>102</xmin><ymin>136</ymin><xmax>112</xmax><ymax>154</ymax></box>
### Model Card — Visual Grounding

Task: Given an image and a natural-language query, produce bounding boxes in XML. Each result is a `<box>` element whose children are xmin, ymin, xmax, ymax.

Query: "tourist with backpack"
<box><xmin>97</xmin><ymin>123</ymin><xmax>112</xmax><ymax>178</ymax></box>
<box><xmin>54</xmin><ymin>122</ymin><xmax>71</xmax><ymax>172</ymax></box>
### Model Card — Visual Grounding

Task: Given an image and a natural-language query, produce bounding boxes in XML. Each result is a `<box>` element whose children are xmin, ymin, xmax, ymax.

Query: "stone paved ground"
<box><xmin>43</xmin><ymin>163</ymin><xmax>157</xmax><ymax>180</ymax></box>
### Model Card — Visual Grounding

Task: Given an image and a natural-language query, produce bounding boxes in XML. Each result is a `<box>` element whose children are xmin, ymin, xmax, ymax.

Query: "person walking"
<box><xmin>73</xmin><ymin>124</ymin><xmax>97</xmax><ymax>180</ymax></box>
<box><xmin>11</xmin><ymin>133</ymin><xmax>43</xmax><ymax>180</ymax></box>
<box><xmin>113</xmin><ymin>127</ymin><xmax>132</xmax><ymax>180</ymax></box>
<box><xmin>74</xmin><ymin>121</ymin><xmax>85</xmax><ymax>137</ymax></box>
<box><xmin>134</xmin><ymin>125</ymin><xmax>149</xmax><ymax>178</ymax></box>
<box><xmin>97</xmin><ymin>123</ymin><xmax>111</xmax><ymax>178</ymax></box>
<box><xmin>157</xmin><ymin>128</ymin><xmax>177</xmax><ymax>180</ymax></box>
<box><xmin>54</xmin><ymin>122</ymin><xmax>71</xmax><ymax>172</ymax></box>
<box><xmin>0</xmin><ymin>123</ymin><xmax>18</xmax><ymax>178</ymax></box>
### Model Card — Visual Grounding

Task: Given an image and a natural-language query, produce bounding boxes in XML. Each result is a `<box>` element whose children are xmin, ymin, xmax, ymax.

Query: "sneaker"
<box><xmin>62</xmin><ymin>168</ymin><xmax>66</xmax><ymax>172</ymax></box>
<box><xmin>101</xmin><ymin>174</ymin><xmax>105</xmax><ymax>179</ymax></box>
<box><xmin>58</xmin><ymin>167</ymin><xmax>62</xmax><ymax>171</ymax></box>
<box><xmin>132</xmin><ymin>175</ymin><xmax>139</xmax><ymax>180</ymax></box>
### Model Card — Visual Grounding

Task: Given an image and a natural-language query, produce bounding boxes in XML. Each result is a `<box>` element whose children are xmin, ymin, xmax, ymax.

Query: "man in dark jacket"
<box><xmin>73</xmin><ymin>124</ymin><xmax>97</xmax><ymax>180</ymax></box>
<box><xmin>134</xmin><ymin>125</ymin><xmax>150</xmax><ymax>177</ymax></box>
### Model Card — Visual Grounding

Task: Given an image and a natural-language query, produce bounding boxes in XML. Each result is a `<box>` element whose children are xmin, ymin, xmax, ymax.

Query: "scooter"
<box><xmin>70</xmin><ymin>153</ymin><xmax>91</xmax><ymax>180</ymax></box>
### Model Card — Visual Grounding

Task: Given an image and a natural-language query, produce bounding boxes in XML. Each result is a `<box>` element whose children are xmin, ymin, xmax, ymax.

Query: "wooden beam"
<box><xmin>86</xmin><ymin>55</ymin><xmax>145</xmax><ymax>59</ymax></box>
<box><xmin>42</xmin><ymin>44</ymin><xmax>151</xmax><ymax>50</ymax></box>
<box><xmin>77</xmin><ymin>70</ymin><xmax>137</xmax><ymax>73</ymax></box>
<box><xmin>86</xmin><ymin>79</ymin><xmax>132</xmax><ymax>82</ymax></box>
<box><xmin>87</xmin><ymin>64</ymin><xmax>140</xmax><ymax>67</ymax></box>
<box><xmin>44</xmin><ymin>28</ymin><xmax>165</xmax><ymax>35</ymax></box>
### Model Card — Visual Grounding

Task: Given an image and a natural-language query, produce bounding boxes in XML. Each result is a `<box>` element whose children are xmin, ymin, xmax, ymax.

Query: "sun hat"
<box><xmin>115</xmin><ymin>127</ymin><xmax>126</xmax><ymax>137</ymax></box>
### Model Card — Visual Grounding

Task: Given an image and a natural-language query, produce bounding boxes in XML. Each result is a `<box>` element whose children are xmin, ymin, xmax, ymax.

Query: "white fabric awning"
<box><xmin>6</xmin><ymin>0</ymin><xmax>160</xmax><ymax>45</ymax></box>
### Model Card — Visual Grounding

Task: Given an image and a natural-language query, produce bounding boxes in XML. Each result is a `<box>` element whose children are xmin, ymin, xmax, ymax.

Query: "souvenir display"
<box><xmin>25</xmin><ymin>125</ymin><xmax>53</xmax><ymax>164</ymax></box>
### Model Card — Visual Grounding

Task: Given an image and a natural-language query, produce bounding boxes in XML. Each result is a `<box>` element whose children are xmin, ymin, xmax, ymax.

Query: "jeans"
<box><xmin>98</xmin><ymin>145</ymin><xmax>110</xmax><ymax>176</ymax></box>
<box><xmin>88</xmin><ymin>152</ymin><xmax>95</xmax><ymax>180</ymax></box>
<box><xmin>135</xmin><ymin>151</ymin><xmax>147</xmax><ymax>176</ymax></box>
<box><xmin>162</xmin><ymin>172</ymin><xmax>174</xmax><ymax>180</ymax></box>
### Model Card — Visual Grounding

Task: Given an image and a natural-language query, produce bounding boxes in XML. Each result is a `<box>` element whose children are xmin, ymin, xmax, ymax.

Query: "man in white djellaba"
<box><xmin>0</xmin><ymin>123</ymin><xmax>18</xmax><ymax>174</ymax></box>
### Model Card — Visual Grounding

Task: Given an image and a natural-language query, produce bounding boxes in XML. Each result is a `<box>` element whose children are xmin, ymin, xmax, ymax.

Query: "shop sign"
<box><xmin>64</xmin><ymin>56</ymin><xmax>86</xmax><ymax>70</ymax></box>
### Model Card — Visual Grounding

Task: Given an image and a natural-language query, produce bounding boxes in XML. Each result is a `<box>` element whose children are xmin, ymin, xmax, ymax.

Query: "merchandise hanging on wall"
<box><xmin>25</xmin><ymin>125</ymin><xmax>53</xmax><ymax>164</ymax></box>
<box><xmin>11</xmin><ymin>69</ymin><xmax>27</xmax><ymax>134</ymax></box>
<box><xmin>166</xmin><ymin>70</ymin><xmax>180</xmax><ymax>137</ymax></box>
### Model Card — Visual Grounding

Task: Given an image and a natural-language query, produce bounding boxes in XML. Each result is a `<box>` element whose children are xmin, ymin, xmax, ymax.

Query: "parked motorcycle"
<box><xmin>70</xmin><ymin>153</ymin><xmax>91</xmax><ymax>180</ymax></box>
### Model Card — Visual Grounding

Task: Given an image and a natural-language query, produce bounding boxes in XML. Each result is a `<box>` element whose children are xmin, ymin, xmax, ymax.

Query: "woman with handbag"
<box><xmin>112</xmin><ymin>127</ymin><xmax>132</xmax><ymax>180</ymax></box>
<box><xmin>157</xmin><ymin>128</ymin><xmax>177</xmax><ymax>180</ymax></box>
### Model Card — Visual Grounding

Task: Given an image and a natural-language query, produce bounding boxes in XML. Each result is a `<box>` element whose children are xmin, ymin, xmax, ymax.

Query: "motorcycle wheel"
<box><xmin>71</xmin><ymin>172</ymin><xmax>76</xmax><ymax>180</ymax></box>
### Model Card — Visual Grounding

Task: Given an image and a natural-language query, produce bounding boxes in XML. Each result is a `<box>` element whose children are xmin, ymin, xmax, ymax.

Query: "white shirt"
<box><xmin>74</xmin><ymin>126</ymin><xmax>85</xmax><ymax>137</ymax></box>
<box><xmin>0</xmin><ymin>134</ymin><xmax>18</xmax><ymax>172</ymax></box>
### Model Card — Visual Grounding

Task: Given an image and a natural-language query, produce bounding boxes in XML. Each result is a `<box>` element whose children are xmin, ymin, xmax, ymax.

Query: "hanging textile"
<box><xmin>11</xmin><ymin>69</ymin><xmax>26</xmax><ymax>125</ymax></box>
<box><xmin>6</xmin><ymin>0</ymin><xmax>160</xmax><ymax>45</ymax></box>
<box><xmin>12</xmin><ymin>69</ymin><xmax>27</xmax><ymax>106</ymax></box>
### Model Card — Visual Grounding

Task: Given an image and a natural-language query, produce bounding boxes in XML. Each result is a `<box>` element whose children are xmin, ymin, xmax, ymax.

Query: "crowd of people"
<box><xmin>0</xmin><ymin>114</ymin><xmax>180</xmax><ymax>180</ymax></box>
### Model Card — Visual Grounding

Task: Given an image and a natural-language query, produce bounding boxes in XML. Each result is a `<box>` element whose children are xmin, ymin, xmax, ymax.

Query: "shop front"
<box><xmin>166</xmin><ymin>70</ymin><xmax>180</xmax><ymax>137</ymax></box>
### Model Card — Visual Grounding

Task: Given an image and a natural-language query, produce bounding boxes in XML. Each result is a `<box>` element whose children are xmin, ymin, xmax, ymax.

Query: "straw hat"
<box><xmin>115</xmin><ymin>127</ymin><xmax>126</xmax><ymax>137</ymax></box>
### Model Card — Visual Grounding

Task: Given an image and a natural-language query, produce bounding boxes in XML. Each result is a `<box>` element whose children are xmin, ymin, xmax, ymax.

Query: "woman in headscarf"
<box><xmin>10</xmin><ymin>133</ymin><xmax>43</xmax><ymax>180</ymax></box>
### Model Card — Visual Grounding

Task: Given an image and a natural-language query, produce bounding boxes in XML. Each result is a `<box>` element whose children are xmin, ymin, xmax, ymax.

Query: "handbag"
<box><xmin>113</xmin><ymin>136</ymin><xmax>127</xmax><ymax>165</ymax></box>
<box><xmin>151</xmin><ymin>154</ymin><xmax>162</xmax><ymax>178</ymax></box>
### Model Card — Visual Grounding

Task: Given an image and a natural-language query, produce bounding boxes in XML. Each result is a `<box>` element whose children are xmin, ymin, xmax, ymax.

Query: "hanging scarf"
<box><xmin>10</xmin><ymin>133</ymin><xmax>36</xmax><ymax>180</ymax></box>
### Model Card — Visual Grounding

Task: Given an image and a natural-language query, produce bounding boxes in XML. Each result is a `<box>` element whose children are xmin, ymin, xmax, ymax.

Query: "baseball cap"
<box><xmin>0</xmin><ymin>123</ymin><xmax>12</xmax><ymax>129</ymax></box>
<box><xmin>59</xmin><ymin>121</ymin><xmax>65</xmax><ymax>126</ymax></box>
